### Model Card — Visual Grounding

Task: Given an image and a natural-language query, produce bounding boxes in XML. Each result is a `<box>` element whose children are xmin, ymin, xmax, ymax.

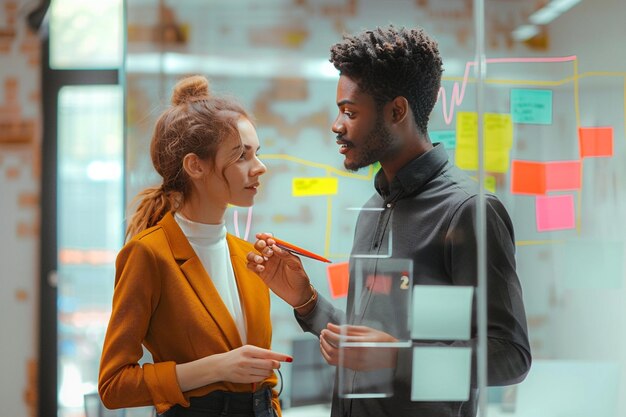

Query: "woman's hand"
<box><xmin>176</xmin><ymin>345</ymin><xmax>292</xmax><ymax>392</ymax></box>
<box><xmin>217</xmin><ymin>345</ymin><xmax>292</xmax><ymax>384</ymax></box>
<box><xmin>246</xmin><ymin>233</ymin><xmax>314</xmax><ymax>310</ymax></box>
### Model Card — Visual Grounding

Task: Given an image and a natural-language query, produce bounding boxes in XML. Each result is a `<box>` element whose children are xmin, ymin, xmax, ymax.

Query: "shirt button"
<box><xmin>386</xmin><ymin>203</ymin><xmax>392</xmax><ymax>208</ymax></box>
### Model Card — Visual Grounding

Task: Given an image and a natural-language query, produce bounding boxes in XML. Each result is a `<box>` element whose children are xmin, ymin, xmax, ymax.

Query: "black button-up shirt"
<box><xmin>297</xmin><ymin>143</ymin><xmax>531</xmax><ymax>417</ymax></box>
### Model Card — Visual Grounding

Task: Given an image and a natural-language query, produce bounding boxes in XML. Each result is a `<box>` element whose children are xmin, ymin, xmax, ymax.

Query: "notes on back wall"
<box><xmin>510</xmin><ymin>89</ymin><xmax>553</xmax><ymax>125</ymax></box>
<box><xmin>455</xmin><ymin>112</ymin><xmax>513</xmax><ymax>173</ymax></box>
<box><xmin>292</xmin><ymin>177</ymin><xmax>338</xmax><ymax>196</ymax></box>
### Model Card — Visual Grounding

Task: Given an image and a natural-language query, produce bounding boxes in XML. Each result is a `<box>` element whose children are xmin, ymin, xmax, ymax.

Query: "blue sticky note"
<box><xmin>430</xmin><ymin>130</ymin><xmax>456</xmax><ymax>149</ymax></box>
<box><xmin>510</xmin><ymin>89</ymin><xmax>553</xmax><ymax>125</ymax></box>
<box><xmin>411</xmin><ymin>347</ymin><xmax>472</xmax><ymax>401</ymax></box>
<box><xmin>411</xmin><ymin>285</ymin><xmax>474</xmax><ymax>340</ymax></box>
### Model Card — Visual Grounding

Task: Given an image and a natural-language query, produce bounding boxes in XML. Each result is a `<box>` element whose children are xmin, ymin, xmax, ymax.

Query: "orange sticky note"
<box><xmin>545</xmin><ymin>161</ymin><xmax>581</xmax><ymax>191</ymax></box>
<box><xmin>326</xmin><ymin>261</ymin><xmax>349</xmax><ymax>299</ymax></box>
<box><xmin>579</xmin><ymin>127</ymin><xmax>613</xmax><ymax>158</ymax></box>
<box><xmin>511</xmin><ymin>160</ymin><xmax>546</xmax><ymax>195</ymax></box>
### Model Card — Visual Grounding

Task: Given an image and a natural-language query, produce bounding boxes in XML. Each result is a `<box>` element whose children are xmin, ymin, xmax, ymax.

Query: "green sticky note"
<box><xmin>411</xmin><ymin>285</ymin><xmax>474</xmax><ymax>340</ymax></box>
<box><xmin>411</xmin><ymin>347</ymin><xmax>472</xmax><ymax>401</ymax></box>
<box><xmin>430</xmin><ymin>130</ymin><xmax>456</xmax><ymax>149</ymax></box>
<box><xmin>511</xmin><ymin>89</ymin><xmax>553</xmax><ymax>125</ymax></box>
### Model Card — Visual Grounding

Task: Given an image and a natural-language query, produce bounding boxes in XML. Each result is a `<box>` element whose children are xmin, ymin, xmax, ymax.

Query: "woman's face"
<box><xmin>206</xmin><ymin>117</ymin><xmax>267</xmax><ymax>208</ymax></box>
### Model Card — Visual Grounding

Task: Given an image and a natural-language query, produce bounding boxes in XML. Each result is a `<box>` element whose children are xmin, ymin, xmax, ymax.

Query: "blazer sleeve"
<box><xmin>98</xmin><ymin>238</ymin><xmax>188</xmax><ymax>412</ymax></box>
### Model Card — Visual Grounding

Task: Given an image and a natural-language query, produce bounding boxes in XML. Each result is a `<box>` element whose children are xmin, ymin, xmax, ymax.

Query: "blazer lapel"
<box><xmin>159</xmin><ymin>212</ymin><xmax>243</xmax><ymax>349</ymax></box>
<box><xmin>227</xmin><ymin>234</ymin><xmax>270</xmax><ymax>348</ymax></box>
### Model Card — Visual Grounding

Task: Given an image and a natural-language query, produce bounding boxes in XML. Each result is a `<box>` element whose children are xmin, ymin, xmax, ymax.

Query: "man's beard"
<box><xmin>344</xmin><ymin>117</ymin><xmax>395</xmax><ymax>172</ymax></box>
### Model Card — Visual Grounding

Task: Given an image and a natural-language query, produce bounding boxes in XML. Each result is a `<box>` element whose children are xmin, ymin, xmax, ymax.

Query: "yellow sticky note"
<box><xmin>485</xmin><ymin>149</ymin><xmax>511</xmax><ymax>173</ymax></box>
<box><xmin>455</xmin><ymin>146</ymin><xmax>478</xmax><ymax>171</ymax></box>
<box><xmin>456</xmin><ymin>112</ymin><xmax>478</xmax><ymax>148</ymax></box>
<box><xmin>455</xmin><ymin>147</ymin><xmax>511</xmax><ymax>173</ymax></box>
<box><xmin>484</xmin><ymin>113</ymin><xmax>513</xmax><ymax>150</ymax></box>
<box><xmin>292</xmin><ymin>177</ymin><xmax>338</xmax><ymax>196</ymax></box>
<box><xmin>485</xmin><ymin>175</ymin><xmax>496</xmax><ymax>193</ymax></box>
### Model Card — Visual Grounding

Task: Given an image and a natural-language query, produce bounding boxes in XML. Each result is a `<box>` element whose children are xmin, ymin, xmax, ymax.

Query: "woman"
<box><xmin>98</xmin><ymin>75</ymin><xmax>290</xmax><ymax>417</ymax></box>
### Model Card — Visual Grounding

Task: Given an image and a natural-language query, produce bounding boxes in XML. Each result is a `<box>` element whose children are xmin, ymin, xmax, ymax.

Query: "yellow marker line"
<box><xmin>515</xmin><ymin>240</ymin><xmax>564</xmax><ymax>247</ymax></box>
<box><xmin>260</xmin><ymin>153</ymin><xmax>373</xmax><ymax>180</ymax></box>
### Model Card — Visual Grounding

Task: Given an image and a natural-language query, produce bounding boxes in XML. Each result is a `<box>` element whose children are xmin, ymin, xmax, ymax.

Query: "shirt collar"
<box><xmin>374</xmin><ymin>142</ymin><xmax>449</xmax><ymax>200</ymax></box>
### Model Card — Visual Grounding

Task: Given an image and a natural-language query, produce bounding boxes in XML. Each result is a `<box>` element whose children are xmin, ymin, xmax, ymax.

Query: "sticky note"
<box><xmin>511</xmin><ymin>160</ymin><xmax>547</xmax><ymax>195</ymax></box>
<box><xmin>557</xmin><ymin>240</ymin><xmax>624</xmax><ymax>289</ymax></box>
<box><xmin>578</xmin><ymin>127</ymin><xmax>613</xmax><ymax>158</ymax></box>
<box><xmin>411</xmin><ymin>285</ymin><xmax>474</xmax><ymax>340</ymax></box>
<box><xmin>430</xmin><ymin>130</ymin><xmax>456</xmax><ymax>149</ymax></box>
<box><xmin>545</xmin><ymin>161</ymin><xmax>581</xmax><ymax>191</ymax></box>
<box><xmin>535</xmin><ymin>194</ymin><xmax>575</xmax><ymax>232</ymax></box>
<box><xmin>510</xmin><ymin>89</ymin><xmax>553</xmax><ymax>125</ymax></box>
<box><xmin>411</xmin><ymin>347</ymin><xmax>472</xmax><ymax>401</ymax></box>
<box><xmin>456</xmin><ymin>148</ymin><xmax>511</xmax><ymax>173</ymax></box>
<box><xmin>484</xmin><ymin>113</ymin><xmax>513</xmax><ymax>150</ymax></box>
<box><xmin>365</xmin><ymin>274</ymin><xmax>392</xmax><ymax>295</ymax></box>
<box><xmin>292</xmin><ymin>177</ymin><xmax>338</xmax><ymax>196</ymax></box>
<box><xmin>485</xmin><ymin>175</ymin><xmax>496</xmax><ymax>193</ymax></box>
<box><xmin>456</xmin><ymin>112</ymin><xmax>478</xmax><ymax>148</ymax></box>
<box><xmin>485</xmin><ymin>149</ymin><xmax>510</xmax><ymax>173</ymax></box>
<box><xmin>326</xmin><ymin>261</ymin><xmax>349</xmax><ymax>299</ymax></box>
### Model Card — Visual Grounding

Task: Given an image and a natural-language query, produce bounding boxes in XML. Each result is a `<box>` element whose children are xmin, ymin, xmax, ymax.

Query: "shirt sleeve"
<box><xmin>98</xmin><ymin>239</ymin><xmax>188</xmax><ymax>412</ymax></box>
<box><xmin>444</xmin><ymin>194</ymin><xmax>532</xmax><ymax>386</ymax></box>
<box><xmin>294</xmin><ymin>294</ymin><xmax>346</xmax><ymax>336</ymax></box>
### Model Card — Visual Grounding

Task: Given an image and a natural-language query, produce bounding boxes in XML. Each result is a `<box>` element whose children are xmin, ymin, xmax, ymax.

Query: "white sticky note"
<box><xmin>411</xmin><ymin>347</ymin><xmax>472</xmax><ymax>401</ymax></box>
<box><xmin>411</xmin><ymin>285</ymin><xmax>474</xmax><ymax>340</ymax></box>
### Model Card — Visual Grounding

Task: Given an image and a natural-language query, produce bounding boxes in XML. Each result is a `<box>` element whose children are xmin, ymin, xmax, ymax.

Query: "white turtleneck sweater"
<box><xmin>174</xmin><ymin>212</ymin><xmax>247</xmax><ymax>343</ymax></box>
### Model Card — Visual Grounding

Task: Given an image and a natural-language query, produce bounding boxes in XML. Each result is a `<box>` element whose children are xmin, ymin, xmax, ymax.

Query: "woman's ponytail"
<box><xmin>125</xmin><ymin>185</ymin><xmax>172</xmax><ymax>241</ymax></box>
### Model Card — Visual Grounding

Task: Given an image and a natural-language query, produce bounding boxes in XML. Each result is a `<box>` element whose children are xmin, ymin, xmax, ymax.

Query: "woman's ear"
<box><xmin>182</xmin><ymin>153</ymin><xmax>204</xmax><ymax>179</ymax></box>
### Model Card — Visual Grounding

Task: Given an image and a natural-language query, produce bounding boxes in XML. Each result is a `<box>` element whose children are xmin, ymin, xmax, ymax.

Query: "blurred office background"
<box><xmin>1</xmin><ymin>0</ymin><xmax>625</xmax><ymax>416</ymax></box>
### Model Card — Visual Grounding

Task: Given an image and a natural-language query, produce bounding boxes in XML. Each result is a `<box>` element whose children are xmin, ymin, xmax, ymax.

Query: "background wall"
<box><xmin>0</xmin><ymin>1</ymin><xmax>41</xmax><ymax>417</ymax></box>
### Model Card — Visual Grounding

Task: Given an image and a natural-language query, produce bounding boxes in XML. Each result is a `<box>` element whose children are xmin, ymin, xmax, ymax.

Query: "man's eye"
<box><xmin>344</xmin><ymin>110</ymin><xmax>353</xmax><ymax>117</ymax></box>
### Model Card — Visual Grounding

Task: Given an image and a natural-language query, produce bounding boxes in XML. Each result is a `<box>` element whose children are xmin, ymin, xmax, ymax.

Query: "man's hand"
<box><xmin>246</xmin><ymin>232</ymin><xmax>314</xmax><ymax>310</ymax></box>
<box><xmin>320</xmin><ymin>323</ymin><xmax>399</xmax><ymax>371</ymax></box>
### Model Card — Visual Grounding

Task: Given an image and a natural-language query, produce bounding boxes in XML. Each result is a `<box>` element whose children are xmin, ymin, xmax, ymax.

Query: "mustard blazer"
<box><xmin>98</xmin><ymin>212</ymin><xmax>280</xmax><ymax>415</ymax></box>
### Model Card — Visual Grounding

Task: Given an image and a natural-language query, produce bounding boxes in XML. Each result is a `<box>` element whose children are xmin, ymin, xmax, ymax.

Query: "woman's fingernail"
<box><xmin>286</xmin><ymin>357</ymin><xmax>293</xmax><ymax>363</ymax></box>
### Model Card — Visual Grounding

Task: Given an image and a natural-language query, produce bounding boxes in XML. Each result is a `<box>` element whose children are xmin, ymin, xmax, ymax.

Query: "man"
<box><xmin>247</xmin><ymin>25</ymin><xmax>531</xmax><ymax>417</ymax></box>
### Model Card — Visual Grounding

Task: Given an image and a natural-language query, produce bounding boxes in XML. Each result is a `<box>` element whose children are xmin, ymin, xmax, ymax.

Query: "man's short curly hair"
<box><xmin>329</xmin><ymin>25</ymin><xmax>443</xmax><ymax>135</ymax></box>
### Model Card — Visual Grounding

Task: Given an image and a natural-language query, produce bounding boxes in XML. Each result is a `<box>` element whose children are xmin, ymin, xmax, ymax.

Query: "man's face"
<box><xmin>332</xmin><ymin>75</ymin><xmax>396</xmax><ymax>171</ymax></box>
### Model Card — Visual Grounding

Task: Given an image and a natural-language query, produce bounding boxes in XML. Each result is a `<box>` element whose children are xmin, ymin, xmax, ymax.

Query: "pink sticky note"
<box><xmin>545</xmin><ymin>161</ymin><xmax>581</xmax><ymax>191</ymax></box>
<box><xmin>365</xmin><ymin>274</ymin><xmax>392</xmax><ymax>295</ymax></box>
<box><xmin>535</xmin><ymin>194</ymin><xmax>575</xmax><ymax>232</ymax></box>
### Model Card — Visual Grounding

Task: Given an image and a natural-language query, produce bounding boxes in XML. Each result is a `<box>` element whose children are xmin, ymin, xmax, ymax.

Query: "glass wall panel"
<box><xmin>122</xmin><ymin>1</ymin><xmax>626</xmax><ymax>416</ymax></box>
<box><xmin>480</xmin><ymin>1</ymin><xmax>625</xmax><ymax>416</ymax></box>
<box><xmin>57</xmin><ymin>86</ymin><xmax>124</xmax><ymax>417</ymax></box>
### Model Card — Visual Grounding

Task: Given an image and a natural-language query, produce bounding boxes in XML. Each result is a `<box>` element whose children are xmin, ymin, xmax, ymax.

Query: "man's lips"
<box><xmin>337</xmin><ymin>139</ymin><xmax>353</xmax><ymax>155</ymax></box>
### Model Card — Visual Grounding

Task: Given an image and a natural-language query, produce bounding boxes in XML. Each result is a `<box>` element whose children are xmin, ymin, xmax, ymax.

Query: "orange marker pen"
<box><xmin>271</xmin><ymin>237</ymin><xmax>332</xmax><ymax>263</ymax></box>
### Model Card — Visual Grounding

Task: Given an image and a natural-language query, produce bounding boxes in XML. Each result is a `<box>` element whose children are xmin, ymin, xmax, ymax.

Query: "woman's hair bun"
<box><xmin>171</xmin><ymin>75</ymin><xmax>211</xmax><ymax>106</ymax></box>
